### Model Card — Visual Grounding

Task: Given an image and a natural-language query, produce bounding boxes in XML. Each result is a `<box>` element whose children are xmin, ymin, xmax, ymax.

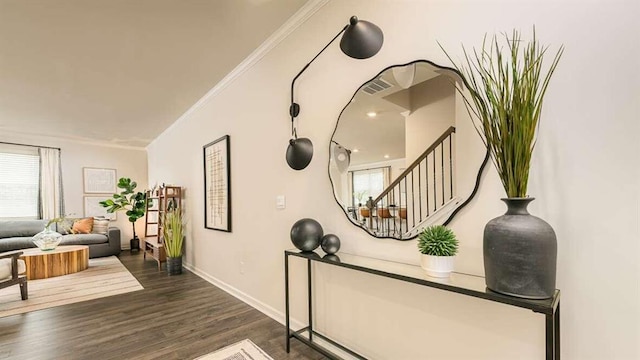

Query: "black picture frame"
<box><xmin>203</xmin><ymin>135</ymin><xmax>231</xmax><ymax>232</ymax></box>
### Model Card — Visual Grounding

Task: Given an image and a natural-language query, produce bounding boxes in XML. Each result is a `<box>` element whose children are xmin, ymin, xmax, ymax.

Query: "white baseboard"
<box><xmin>183</xmin><ymin>262</ymin><xmax>306</xmax><ymax>331</ymax></box>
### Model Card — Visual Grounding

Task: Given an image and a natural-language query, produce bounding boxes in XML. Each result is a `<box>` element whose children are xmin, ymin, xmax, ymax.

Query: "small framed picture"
<box><xmin>84</xmin><ymin>196</ymin><xmax>116</xmax><ymax>221</ymax></box>
<box><xmin>83</xmin><ymin>167</ymin><xmax>117</xmax><ymax>194</ymax></box>
<box><xmin>203</xmin><ymin>135</ymin><xmax>231</xmax><ymax>232</ymax></box>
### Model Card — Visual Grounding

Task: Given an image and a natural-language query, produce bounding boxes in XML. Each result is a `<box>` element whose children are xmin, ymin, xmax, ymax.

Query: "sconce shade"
<box><xmin>340</xmin><ymin>16</ymin><xmax>384</xmax><ymax>59</ymax></box>
<box><xmin>392</xmin><ymin>63</ymin><xmax>416</xmax><ymax>89</ymax></box>
<box><xmin>286</xmin><ymin>138</ymin><xmax>314</xmax><ymax>170</ymax></box>
<box><xmin>332</xmin><ymin>143</ymin><xmax>351</xmax><ymax>173</ymax></box>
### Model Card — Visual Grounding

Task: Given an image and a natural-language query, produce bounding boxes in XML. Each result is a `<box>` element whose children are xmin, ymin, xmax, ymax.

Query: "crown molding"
<box><xmin>148</xmin><ymin>0</ymin><xmax>330</xmax><ymax>149</ymax></box>
<box><xmin>0</xmin><ymin>129</ymin><xmax>147</xmax><ymax>151</ymax></box>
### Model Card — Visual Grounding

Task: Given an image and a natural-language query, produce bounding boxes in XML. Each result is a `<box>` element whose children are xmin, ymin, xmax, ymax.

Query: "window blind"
<box><xmin>0</xmin><ymin>149</ymin><xmax>40</xmax><ymax>219</ymax></box>
<box><xmin>351</xmin><ymin>168</ymin><xmax>385</xmax><ymax>205</ymax></box>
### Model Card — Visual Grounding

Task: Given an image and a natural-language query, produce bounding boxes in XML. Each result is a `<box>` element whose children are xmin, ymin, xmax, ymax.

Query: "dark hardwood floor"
<box><xmin>0</xmin><ymin>251</ymin><xmax>326</xmax><ymax>360</ymax></box>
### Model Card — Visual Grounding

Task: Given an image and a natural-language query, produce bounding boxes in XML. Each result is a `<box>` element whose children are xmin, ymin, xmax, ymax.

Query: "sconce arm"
<box><xmin>290</xmin><ymin>24</ymin><xmax>349</xmax><ymax>138</ymax></box>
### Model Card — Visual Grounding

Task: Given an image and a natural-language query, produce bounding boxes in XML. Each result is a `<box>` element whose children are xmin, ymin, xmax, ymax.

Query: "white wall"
<box><xmin>0</xmin><ymin>133</ymin><xmax>148</xmax><ymax>248</ymax></box>
<box><xmin>405</xmin><ymin>74</ymin><xmax>455</xmax><ymax>163</ymax></box>
<box><xmin>404</xmin><ymin>75</ymin><xmax>457</xmax><ymax>228</ymax></box>
<box><xmin>147</xmin><ymin>0</ymin><xmax>639</xmax><ymax>359</ymax></box>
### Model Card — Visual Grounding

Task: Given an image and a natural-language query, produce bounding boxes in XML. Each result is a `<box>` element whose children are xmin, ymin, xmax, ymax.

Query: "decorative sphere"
<box><xmin>290</xmin><ymin>218</ymin><xmax>323</xmax><ymax>252</ymax></box>
<box><xmin>320</xmin><ymin>234</ymin><xmax>341</xmax><ymax>255</ymax></box>
<box><xmin>323</xmin><ymin>254</ymin><xmax>341</xmax><ymax>262</ymax></box>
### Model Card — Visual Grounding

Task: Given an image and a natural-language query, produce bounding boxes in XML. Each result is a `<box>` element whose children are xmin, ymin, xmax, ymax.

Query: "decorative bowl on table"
<box><xmin>32</xmin><ymin>228</ymin><xmax>63</xmax><ymax>251</ymax></box>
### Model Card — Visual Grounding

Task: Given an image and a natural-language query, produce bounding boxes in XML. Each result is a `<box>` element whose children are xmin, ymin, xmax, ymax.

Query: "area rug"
<box><xmin>195</xmin><ymin>339</ymin><xmax>274</xmax><ymax>360</ymax></box>
<box><xmin>0</xmin><ymin>255</ymin><xmax>143</xmax><ymax>318</ymax></box>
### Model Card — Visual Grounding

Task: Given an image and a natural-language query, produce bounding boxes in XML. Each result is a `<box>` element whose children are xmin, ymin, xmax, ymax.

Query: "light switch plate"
<box><xmin>276</xmin><ymin>195</ymin><xmax>286</xmax><ymax>209</ymax></box>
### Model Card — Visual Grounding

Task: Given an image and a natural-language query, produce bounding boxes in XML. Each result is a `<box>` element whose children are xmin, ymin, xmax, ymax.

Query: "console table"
<box><xmin>284</xmin><ymin>250</ymin><xmax>560</xmax><ymax>360</ymax></box>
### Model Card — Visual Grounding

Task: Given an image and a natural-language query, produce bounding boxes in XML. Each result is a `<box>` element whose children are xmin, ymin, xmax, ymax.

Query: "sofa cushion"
<box><xmin>72</xmin><ymin>217</ymin><xmax>94</xmax><ymax>234</ymax></box>
<box><xmin>0</xmin><ymin>237</ymin><xmax>37</xmax><ymax>252</ymax></box>
<box><xmin>60</xmin><ymin>234</ymin><xmax>108</xmax><ymax>246</ymax></box>
<box><xmin>0</xmin><ymin>258</ymin><xmax>26</xmax><ymax>280</ymax></box>
<box><xmin>0</xmin><ymin>220</ymin><xmax>48</xmax><ymax>239</ymax></box>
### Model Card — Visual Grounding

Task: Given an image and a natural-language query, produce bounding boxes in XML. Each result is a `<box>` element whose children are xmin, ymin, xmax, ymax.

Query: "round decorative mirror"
<box><xmin>329</xmin><ymin>60</ymin><xmax>489</xmax><ymax>240</ymax></box>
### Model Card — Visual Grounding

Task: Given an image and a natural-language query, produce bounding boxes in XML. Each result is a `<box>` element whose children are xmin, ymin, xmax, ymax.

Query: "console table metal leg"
<box><xmin>546</xmin><ymin>301</ymin><xmax>560</xmax><ymax>360</ymax></box>
<box><xmin>307</xmin><ymin>258</ymin><xmax>313</xmax><ymax>341</ymax></box>
<box><xmin>545</xmin><ymin>313</ymin><xmax>553</xmax><ymax>360</ymax></box>
<box><xmin>285</xmin><ymin>254</ymin><xmax>291</xmax><ymax>353</ymax></box>
<box><xmin>555</xmin><ymin>303</ymin><xmax>560</xmax><ymax>360</ymax></box>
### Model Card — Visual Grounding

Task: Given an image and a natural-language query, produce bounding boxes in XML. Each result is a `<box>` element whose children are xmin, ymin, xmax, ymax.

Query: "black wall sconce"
<box><xmin>331</xmin><ymin>140</ymin><xmax>351</xmax><ymax>173</ymax></box>
<box><xmin>286</xmin><ymin>16</ymin><xmax>384</xmax><ymax>170</ymax></box>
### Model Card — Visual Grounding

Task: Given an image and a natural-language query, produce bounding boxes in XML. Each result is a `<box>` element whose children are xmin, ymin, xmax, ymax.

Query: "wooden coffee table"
<box><xmin>20</xmin><ymin>245</ymin><xmax>89</xmax><ymax>280</ymax></box>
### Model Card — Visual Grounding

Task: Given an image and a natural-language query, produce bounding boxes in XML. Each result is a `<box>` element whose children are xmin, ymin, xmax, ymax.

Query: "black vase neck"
<box><xmin>501</xmin><ymin>197</ymin><xmax>535</xmax><ymax>215</ymax></box>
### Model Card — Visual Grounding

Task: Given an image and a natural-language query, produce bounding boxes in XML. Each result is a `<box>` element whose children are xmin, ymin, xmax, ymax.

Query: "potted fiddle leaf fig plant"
<box><xmin>441</xmin><ymin>29</ymin><xmax>563</xmax><ymax>298</ymax></box>
<box><xmin>100</xmin><ymin>177</ymin><xmax>147</xmax><ymax>251</ymax></box>
<box><xmin>417</xmin><ymin>225</ymin><xmax>458</xmax><ymax>278</ymax></box>
<box><xmin>162</xmin><ymin>208</ymin><xmax>184</xmax><ymax>275</ymax></box>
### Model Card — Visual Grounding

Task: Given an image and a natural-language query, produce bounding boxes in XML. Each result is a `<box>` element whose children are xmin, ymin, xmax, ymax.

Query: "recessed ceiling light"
<box><xmin>352</xmin><ymin>148</ymin><xmax>359</xmax><ymax>153</ymax></box>
<box><xmin>384</xmin><ymin>154</ymin><xmax>390</xmax><ymax>159</ymax></box>
<box><xmin>366</xmin><ymin>111</ymin><xmax>377</xmax><ymax>118</ymax></box>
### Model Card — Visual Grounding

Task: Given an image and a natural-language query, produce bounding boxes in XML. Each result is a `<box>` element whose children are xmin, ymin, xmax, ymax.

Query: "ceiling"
<box><xmin>332</xmin><ymin>63</ymin><xmax>441</xmax><ymax>166</ymax></box>
<box><xmin>0</xmin><ymin>0</ymin><xmax>308</xmax><ymax>148</ymax></box>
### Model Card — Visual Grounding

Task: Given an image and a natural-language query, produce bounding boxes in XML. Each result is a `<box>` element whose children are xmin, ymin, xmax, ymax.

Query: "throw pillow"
<box><xmin>92</xmin><ymin>217</ymin><xmax>110</xmax><ymax>235</ymax></box>
<box><xmin>55</xmin><ymin>218</ymin><xmax>75</xmax><ymax>235</ymax></box>
<box><xmin>72</xmin><ymin>217</ymin><xmax>94</xmax><ymax>234</ymax></box>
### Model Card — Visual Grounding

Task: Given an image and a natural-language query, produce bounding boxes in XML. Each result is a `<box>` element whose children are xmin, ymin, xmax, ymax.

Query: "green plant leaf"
<box><xmin>162</xmin><ymin>208</ymin><xmax>184</xmax><ymax>258</ymax></box>
<box><xmin>98</xmin><ymin>177</ymin><xmax>147</xmax><ymax>222</ymax></box>
<box><xmin>440</xmin><ymin>29</ymin><xmax>563</xmax><ymax>197</ymax></box>
<box><xmin>417</xmin><ymin>225</ymin><xmax>458</xmax><ymax>256</ymax></box>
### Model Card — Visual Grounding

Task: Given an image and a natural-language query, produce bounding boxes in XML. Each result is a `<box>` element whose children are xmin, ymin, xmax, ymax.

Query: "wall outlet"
<box><xmin>239</xmin><ymin>261</ymin><xmax>245</xmax><ymax>275</ymax></box>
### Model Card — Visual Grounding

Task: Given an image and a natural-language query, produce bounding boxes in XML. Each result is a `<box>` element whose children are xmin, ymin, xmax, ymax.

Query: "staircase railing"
<box><xmin>365</xmin><ymin>126</ymin><xmax>456</xmax><ymax>238</ymax></box>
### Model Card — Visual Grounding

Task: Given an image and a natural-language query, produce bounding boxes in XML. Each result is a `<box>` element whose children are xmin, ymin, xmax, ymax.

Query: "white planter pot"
<box><xmin>420</xmin><ymin>254</ymin><xmax>455</xmax><ymax>278</ymax></box>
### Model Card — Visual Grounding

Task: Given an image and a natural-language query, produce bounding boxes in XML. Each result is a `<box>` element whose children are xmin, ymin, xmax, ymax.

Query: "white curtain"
<box><xmin>39</xmin><ymin>148</ymin><xmax>64</xmax><ymax>219</ymax></box>
<box><xmin>382</xmin><ymin>166</ymin><xmax>390</xmax><ymax>188</ymax></box>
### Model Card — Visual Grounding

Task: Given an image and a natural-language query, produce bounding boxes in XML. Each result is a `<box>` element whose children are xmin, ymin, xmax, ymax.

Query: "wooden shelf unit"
<box><xmin>143</xmin><ymin>186</ymin><xmax>181</xmax><ymax>270</ymax></box>
<box><xmin>142</xmin><ymin>237</ymin><xmax>166</xmax><ymax>270</ymax></box>
<box><xmin>144</xmin><ymin>186</ymin><xmax>182</xmax><ymax>239</ymax></box>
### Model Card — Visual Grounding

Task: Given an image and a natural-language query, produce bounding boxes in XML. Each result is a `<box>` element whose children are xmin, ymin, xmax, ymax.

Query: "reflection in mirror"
<box><xmin>329</xmin><ymin>60</ymin><xmax>488</xmax><ymax>240</ymax></box>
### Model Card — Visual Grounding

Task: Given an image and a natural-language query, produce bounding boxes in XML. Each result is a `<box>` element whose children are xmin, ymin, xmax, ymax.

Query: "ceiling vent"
<box><xmin>362</xmin><ymin>77</ymin><xmax>392</xmax><ymax>95</ymax></box>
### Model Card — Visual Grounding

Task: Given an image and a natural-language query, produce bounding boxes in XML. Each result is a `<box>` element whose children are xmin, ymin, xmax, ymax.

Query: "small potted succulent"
<box><xmin>417</xmin><ymin>225</ymin><xmax>459</xmax><ymax>278</ymax></box>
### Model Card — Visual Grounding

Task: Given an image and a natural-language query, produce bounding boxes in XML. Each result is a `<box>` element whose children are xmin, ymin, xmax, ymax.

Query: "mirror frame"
<box><xmin>328</xmin><ymin>59</ymin><xmax>490</xmax><ymax>241</ymax></box>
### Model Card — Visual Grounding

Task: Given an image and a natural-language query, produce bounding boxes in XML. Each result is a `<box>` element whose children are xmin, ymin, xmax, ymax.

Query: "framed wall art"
<box><xmin>84</xmin><ymin>195</ymin><xmax>116</xmax><ymax>220</ymax></box>
<box><xmin>83</xmin><ymin>167</ymin><xmax>117</xmax><ymax>194</ymax></box>
<box><xmin>203</xmin><ymin>135</ymin><xmax>231</xmax><ymax>232</ymax></box>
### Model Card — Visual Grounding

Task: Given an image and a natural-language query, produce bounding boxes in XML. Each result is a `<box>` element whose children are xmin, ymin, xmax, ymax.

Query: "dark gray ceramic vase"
<box><xmin>166</xmin><ymin>257</ymin><xmax>182</xmax><ymax>276</ymax></box>
<box><xmin>484</xmin><ymin>198</ymin><xmax>557</xmax><ymax>299</ymax></box>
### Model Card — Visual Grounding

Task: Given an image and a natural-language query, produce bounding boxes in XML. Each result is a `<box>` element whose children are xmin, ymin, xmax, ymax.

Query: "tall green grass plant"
<box><xmin>163</xmin><ymin>209</ymin><xmax>184</xmax><ymax>258</ymax></box>
<box><xmin>441</xmin><ymin>29</ymin><xmax>563</xmax><ymax>197</ymax></box>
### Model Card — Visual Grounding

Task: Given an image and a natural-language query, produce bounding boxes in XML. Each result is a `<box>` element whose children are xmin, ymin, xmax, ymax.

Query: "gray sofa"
<box><xmin>0</xmin><ymin>220</ymin><xmax>121</xmax><ymax>258</ymax></box>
